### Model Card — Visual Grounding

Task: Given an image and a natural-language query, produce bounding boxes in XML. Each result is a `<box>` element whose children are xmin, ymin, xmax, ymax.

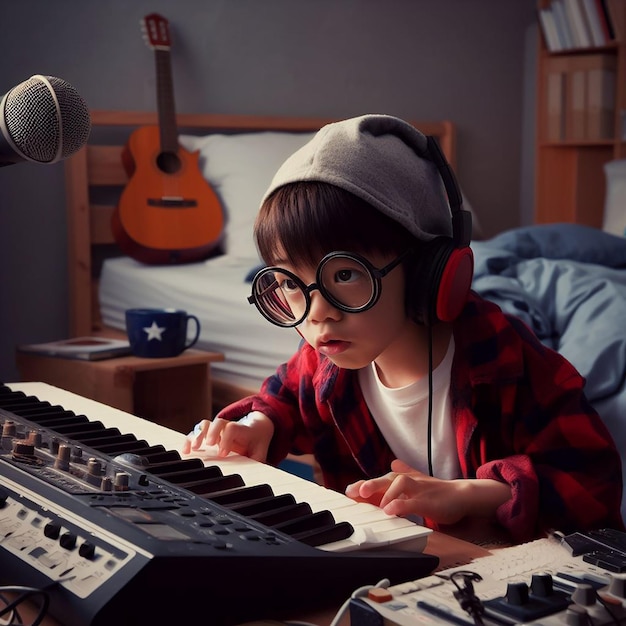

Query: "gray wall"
<box><xmin>0</xmin><ymin>0</ymin><xmax>537</xmax><ymax>383</ymax></box>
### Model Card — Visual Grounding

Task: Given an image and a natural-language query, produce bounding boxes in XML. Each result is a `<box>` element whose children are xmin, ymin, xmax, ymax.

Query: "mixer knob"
<box><xmin>571</xmin><ymin>583</ymin><xmax>596</xmax><ymax>607</ymax></box>
<box><xmin>505</xmin><ymin>581</ymin><xmax>529</xmax><ymax>605</ymax></box>
<box><xmin>530</xmin><ymin>572</ymin><xmax>554</xmax><ymax>597</ymax></box>
<box><xmin>607</xmin><ymin>573</ymin><xmax>626</xmax><ymax>599</ymax></box>
<box><xmin>100</xmin><ymin>476</ymin><xmax>113</xmax><ymax>491</ymax></box>
<box><xmin>54</xmin><ymin>444</ymin><xmax>71</xmax><ymax>471</ymax></box>
<box><xmin>114</xmin><ymin>472</ymin><xmax>130</xmax><ymax>491</ymax></box>
<box><xmin>71</xmin><ymin>446</ymin><xmax>83</xmax><ymax>462</ymax></box>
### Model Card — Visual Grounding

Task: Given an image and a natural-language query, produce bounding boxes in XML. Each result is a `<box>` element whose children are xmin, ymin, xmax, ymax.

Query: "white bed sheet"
<box><xmin>99</xmin><ymin>255</ymin><xmax>302</xmax><ymax>390</ymax></box>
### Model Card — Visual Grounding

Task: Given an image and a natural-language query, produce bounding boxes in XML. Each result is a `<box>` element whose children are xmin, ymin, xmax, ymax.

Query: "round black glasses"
<box><xmin>247</xmin><ymin>250</ymin><xmax>411</xmax><ymax>327</ymax></box>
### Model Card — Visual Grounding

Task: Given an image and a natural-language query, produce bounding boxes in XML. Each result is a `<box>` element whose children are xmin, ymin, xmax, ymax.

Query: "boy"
<box><xmin>184</xmin><ymin>114</ymin><xmax>623</xmax><ymax>543</ymax></box>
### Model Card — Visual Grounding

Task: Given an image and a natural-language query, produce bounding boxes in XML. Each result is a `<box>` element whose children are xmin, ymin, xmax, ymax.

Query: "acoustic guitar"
<box><xmin>112</xmin><ymin>13</ymin><xmax>225</xmax><ymax>264</ymax></box>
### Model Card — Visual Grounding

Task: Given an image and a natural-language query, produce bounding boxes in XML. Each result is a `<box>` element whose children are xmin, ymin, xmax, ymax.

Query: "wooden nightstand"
<box><xmin>15</xmin><ymin>348</ymin><xmax>224</xmax><ymax>434</ymax></box>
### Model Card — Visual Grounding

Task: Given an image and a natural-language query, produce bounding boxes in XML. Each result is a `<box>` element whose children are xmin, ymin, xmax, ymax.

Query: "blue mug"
<box><xmin>125</xmin><ymin>308</ymin><xmax>201</xmax><ymax>358</ymax></box>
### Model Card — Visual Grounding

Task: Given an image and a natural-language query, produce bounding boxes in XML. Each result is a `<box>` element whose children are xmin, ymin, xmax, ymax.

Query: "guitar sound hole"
<box><xmin>157</xmin><ymin>151</ymin><xmax>181</xmax><ymax>174</ymax></box>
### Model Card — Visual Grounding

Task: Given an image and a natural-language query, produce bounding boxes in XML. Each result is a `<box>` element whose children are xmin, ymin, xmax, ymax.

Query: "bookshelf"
<box><xmin>535</xmin><ymin>0</ymin><xmax>626</xmax><ymax>227</ymax></box>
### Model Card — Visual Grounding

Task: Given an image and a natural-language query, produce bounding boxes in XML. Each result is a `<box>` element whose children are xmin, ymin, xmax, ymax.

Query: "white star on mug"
<box><xmin>143</xmin><ymin>321</ymin><xmax>166</xmax><ymax>341</ymax></box>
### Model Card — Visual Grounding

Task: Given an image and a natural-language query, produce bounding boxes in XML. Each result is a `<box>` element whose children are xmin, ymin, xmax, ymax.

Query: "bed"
<box><xmin>64</xmin><ymin>111</ymin><xmax>457</xmax><ymax>410</ymax></box>
<box><xmin>471</xmin><ymin>223</ymin><xmax>626</xmax><ymax>524</ymax></box>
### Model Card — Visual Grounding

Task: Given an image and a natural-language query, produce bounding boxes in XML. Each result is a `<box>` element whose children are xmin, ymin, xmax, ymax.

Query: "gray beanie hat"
<box><xmin>262</xmin><ymin>114</ymin><xmax>453</xmax><ymax>242</ymax></box>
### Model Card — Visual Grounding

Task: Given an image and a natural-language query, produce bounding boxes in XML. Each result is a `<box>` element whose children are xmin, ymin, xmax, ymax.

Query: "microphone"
<box><xmin>0</xmin><ymin>74</ymin><xmax>91</xmax><ymax>167</ymax></box>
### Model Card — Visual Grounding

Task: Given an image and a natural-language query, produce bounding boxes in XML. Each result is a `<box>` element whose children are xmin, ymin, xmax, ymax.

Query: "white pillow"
<box><xmin>179</xmin><ymin>131</ymin><xmax>316</xmax><ymax>261</ymax></box>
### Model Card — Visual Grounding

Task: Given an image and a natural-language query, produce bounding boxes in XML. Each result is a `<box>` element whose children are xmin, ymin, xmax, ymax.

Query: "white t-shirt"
<box><xmin>358</xmin><ymin>336</ymin><xmax>461</xmax><ymax>479</ymax></box>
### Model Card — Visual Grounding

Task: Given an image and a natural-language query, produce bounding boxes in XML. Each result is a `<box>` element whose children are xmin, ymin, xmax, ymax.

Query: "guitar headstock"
<box><xmin>142</xmin><ymin>13</ymin><xmax>171</xmax><ymax>50</ymax></box>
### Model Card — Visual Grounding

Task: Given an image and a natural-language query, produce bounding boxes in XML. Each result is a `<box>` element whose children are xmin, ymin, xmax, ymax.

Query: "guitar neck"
<box><xmin>154</xmin><ymin>48</ymin><xmax>178</xmax><ymax>153</ymax></box>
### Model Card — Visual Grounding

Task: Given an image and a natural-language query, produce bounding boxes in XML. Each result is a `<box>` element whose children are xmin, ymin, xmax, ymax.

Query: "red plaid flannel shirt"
<box><xmin>218</xmin><ymin>292</ymin><xmax>624</xmax><ymax>542</ymax></box>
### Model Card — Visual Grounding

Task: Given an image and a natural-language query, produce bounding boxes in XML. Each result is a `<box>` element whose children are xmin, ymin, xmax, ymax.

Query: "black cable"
<box><xmin>0</xmin><ymin>586</ymin><xmax>50</xmax><ymax>626</ymax></box>
<box><xmin>450</xmin><ymin>571</ymin><xmax>485</xmax><ymax>626</ymax></box>
<box><xmin>427</xmin><ymin>324</ymin><xmax>434</xmax><ymax>477</ymax></box>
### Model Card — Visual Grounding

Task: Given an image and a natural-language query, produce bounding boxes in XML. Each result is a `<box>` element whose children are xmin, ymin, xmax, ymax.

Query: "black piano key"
<box><xmin>250</xmin><ymin>502</ymin><xmax>313</xmax><ymax>527</ymax></box>
<box><xmin>158</xmin><ymin>465</ymin><xmax>223</xmax><ymax>484</ymax></box>
<box><xmin>24</xmin><ymin>414</ymin><xmax>91</xmax><ymax>428</ymax></box>
<box><xmin>59</xmin><ymin>427</ymin><xmax>122</xmax><ymax>441</ymax></box>
<box><xmin>229</xmin><ymin>493</ymin><xmax>297</xmax><ymax>516</ymax></box>
<box><xmin>207</xmin><ymin>483</ymin><xmax>274</xmax><ymax>506</ymax></box>
<box><xmin>146</xmin><ymin>458</ymin><xmax>203</xmax><ymax>475</ymax></box>
<box><xmin>0</xmin><ymin>398</ymin><xmax>53</xmax><ymax>411</ymax></box>
<box><xmin>10</xmin><ymin>407</ymin><xmax>74</xmax><ymax>420</ymax></box>
<box><xmin>47</xmin><ymin>420</ymin><xmax>108</xmax><ymax>434</ymax></box>
<box><xmin>188</xmin><ymin>474</ymin><xmax>245</xmax><ymax>495</ymax></box>
<box><xmin>273</xmin><ymin>510</ymin><xmax>337</xmax><ymax>537</ymax></box>
<box><xmin>79</xmin><ymin>434</ymin><xmax>139</xmax><ymax>452</ymax></box>
<box><xmin>292</xmin><ymin>521</ymin><xmax>355</xmax><ymax>547</ymax></box>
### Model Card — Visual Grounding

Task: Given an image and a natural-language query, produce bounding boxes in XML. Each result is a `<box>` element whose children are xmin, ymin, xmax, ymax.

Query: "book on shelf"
<box><xmin>539</xmin><ymin>0</ymin><xmax>616</xmax><ymax>51</ymax></box>
<box><xmin>546</xmin><ymin>65</ymin><xmax>568</xmax><ymax>141</ymax></box>
<box><xmin>563</xmin><ymin>0</ymin><xmax>594</xmax><ymax>47</ymax></box>
<box><xmin>582</xmin><ymin>0</ymin><xmax>609</xmax><ymax>45</ymax></box>
<box><xmin>18</xmin><ymin>336</ymin><xmax>132</xmax><ymax>361</ymax></box>
<box><xmin>543</xmin><ymin>53</ymin><xmax>616</xmax><ymax>142</ymax></box>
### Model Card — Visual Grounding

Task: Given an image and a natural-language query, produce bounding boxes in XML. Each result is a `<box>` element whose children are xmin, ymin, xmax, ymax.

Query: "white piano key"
<box><xmin>7</xmin><ymin>382</ymin><xmax>432</xmax><ymax>553</ymax></box>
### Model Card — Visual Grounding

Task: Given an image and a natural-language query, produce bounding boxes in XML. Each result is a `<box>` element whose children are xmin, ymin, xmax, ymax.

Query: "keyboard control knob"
<box><xmin>78</xmin><ymin>541</ymin><xmax>96</xmax><ymax>560</ymax></box>
<box><xmin>87</xmin><ymin>458</ymin><xmax>102</xmax><ymax>475</ymax></box>
<box><xmin>2</xmin><ymin>420</ymin><xmax>16</xmax><ymax>438</ymax></box>
<box><xmin>27</xmin><ymin>430</ymin><xmax>42</xmax><ymax>447</ymax></box>
<box><xmin>505</xmin><ymin>581</ymin><xmax>529</xmax><ymax>605</ymax></box>
<box><xmin>114</xmin><ymin>472</ymin><xmax>130</xmax><ymax>491</ymax></box>
<box><xmin>571</xmin><ymin>583</ymin><xmax>596</xmax><ymax>607</ymax></box>
<box><xmin>12</xmin><ymin>440</ymin><xmax>35</xmax><ymax>457</ymax></box>
<box><xmin>44</xmin><ymin>521</ymin><xmax>61</xmax><ymax>539</ymax></box>
<box><xmin>54</xmin><ymin>444</ymin><xmax>71</xmax><ymax>471</ymax></box>
<box><xmin>59</xmin><ymin>531</ymin><xmax>77</xmax><ymax>550</ymax></box>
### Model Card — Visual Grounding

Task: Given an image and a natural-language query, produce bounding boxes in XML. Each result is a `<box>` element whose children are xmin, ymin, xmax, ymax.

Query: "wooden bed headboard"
<box><xmin>64</xmin><ymin>111</ymin><xmax>456</xmax><ymax>340</ymax></box>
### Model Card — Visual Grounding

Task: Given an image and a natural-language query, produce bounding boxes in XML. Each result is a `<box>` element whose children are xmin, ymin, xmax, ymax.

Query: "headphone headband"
<box><xmin>425</xmin><ymin>135</ymin><xmax>472</xmax><ymax>247</ymax></box>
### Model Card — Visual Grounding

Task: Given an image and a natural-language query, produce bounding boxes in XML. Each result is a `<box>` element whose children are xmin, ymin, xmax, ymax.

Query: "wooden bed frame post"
<box><xmin>64</xmin><ymin>146</ymin><xmax>94</xmax><ymax>337</ymax></box>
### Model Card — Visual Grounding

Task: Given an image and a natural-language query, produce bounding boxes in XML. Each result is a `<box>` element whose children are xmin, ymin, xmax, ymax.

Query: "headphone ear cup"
<box><xmin>406</xmin><ymin>240</ymin><xmax>474</xmax><ymax>325</ymax></box>
<box><xmin>435</xmin><ymin>246</ymin><xmax>474</xmax><ymax>322</ymax></box>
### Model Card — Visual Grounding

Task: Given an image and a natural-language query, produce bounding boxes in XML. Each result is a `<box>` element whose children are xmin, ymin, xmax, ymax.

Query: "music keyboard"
<box><xmin>0</xmin><ymin>382</ymin><xmax>438</xmax><ymax>625</ymax></box>
<box><xmin>6</xmin><ymin>381</ymin><xmax>431</xmax><ymax>553</ymax></box>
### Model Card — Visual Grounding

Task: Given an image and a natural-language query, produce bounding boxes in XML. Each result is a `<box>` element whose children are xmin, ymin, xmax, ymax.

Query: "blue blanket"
<box><xmin>472</xmin><ymin>224</ymin><xmax>626</xmax><ymax>521</ymax></box>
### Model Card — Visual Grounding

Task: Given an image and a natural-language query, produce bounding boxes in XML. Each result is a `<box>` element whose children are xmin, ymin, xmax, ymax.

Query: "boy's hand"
<box><xmin>182</xmin><ymin>411</ymin><xmax>274</xmax><ymax>462</ymax></box>
<box><xmin>345</xmin><ymin>459</ymin><xmax>511</xmax><ymax>525</ymax></box>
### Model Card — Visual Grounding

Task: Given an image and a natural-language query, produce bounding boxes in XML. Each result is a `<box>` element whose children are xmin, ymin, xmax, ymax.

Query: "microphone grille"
<box><xmin>3</xmin><ymin>75</ymin><xmax>91</xmax><ymax>163</ymax></box>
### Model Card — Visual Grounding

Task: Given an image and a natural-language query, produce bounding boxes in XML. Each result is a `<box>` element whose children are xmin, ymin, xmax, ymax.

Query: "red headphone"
<box><xmin>407</xmin><ymin>136</ymin><xmax>474</xmax><ymax>325</ymax></box>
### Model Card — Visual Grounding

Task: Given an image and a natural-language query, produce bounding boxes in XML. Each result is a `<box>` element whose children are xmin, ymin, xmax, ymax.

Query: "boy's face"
<box><xmin>281</xmin><ymin>249</ymin><xmax>416</xmax><ymax>371</ymax></box>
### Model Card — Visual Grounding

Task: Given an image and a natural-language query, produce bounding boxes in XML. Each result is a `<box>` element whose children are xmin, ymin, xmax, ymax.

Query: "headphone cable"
<box><xmin>427</xmin><ymin>324</ymin><xmax>434</xmax><ymax>477</ymax></box>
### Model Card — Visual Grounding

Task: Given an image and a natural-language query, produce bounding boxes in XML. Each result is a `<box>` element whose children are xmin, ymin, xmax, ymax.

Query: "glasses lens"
<box><xmin>319</xmin><ymin>255</ymin><xmax>375</xmax><ymax>310</ymax></box>
<box><xmin>253</xmin><ymin>269</ymin><xmax>307</xmax><ymax>326</ymax></box>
